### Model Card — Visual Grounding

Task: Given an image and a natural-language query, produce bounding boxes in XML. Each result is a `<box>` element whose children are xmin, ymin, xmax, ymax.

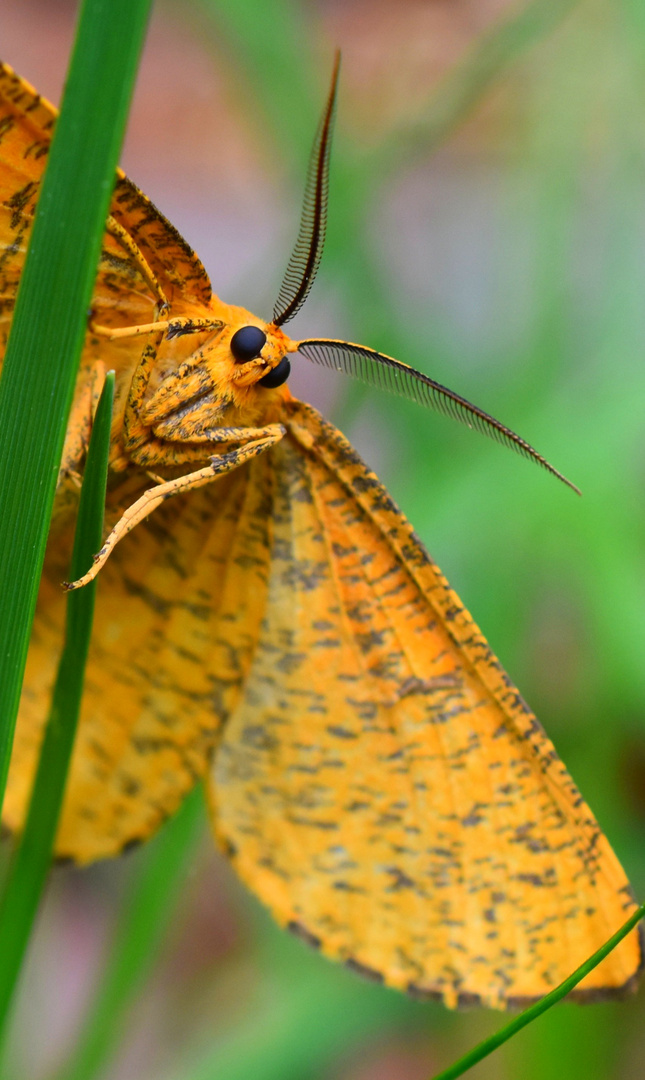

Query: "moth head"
<box><xmin>227</xmin><ymin>319</ymin><xmax>293</xmax><ymax>390</ymax></box>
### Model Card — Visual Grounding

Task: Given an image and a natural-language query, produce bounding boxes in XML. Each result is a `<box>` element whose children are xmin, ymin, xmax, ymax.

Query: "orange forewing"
<box><xmin>0</xmin><ymin>61</ymin><xmax>641</xmax><ymax>1009</ymax></box>
<box><xmin>208</xmin><ymin>401</ymin><xmax>641</xmax><ymax>1007</ymax></box>
<box><xmin>0</xmin><ymin>61</ymin><xmax>227</xmax><ymax>853</ymax></box>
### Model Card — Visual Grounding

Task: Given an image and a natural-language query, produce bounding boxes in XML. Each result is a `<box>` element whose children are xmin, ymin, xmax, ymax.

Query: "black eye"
<box><xmin>259</xmin><ymin>357</ymin><xmax>291</xmax><ymax>388</ymax></box>
<box><xmin>230</xmin><ymin>325</ymin><xmax>267</xmax><ymax>363</ymax></box>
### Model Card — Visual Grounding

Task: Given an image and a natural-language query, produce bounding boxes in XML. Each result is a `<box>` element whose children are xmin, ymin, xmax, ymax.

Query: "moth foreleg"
<box><xmin>104</xmin><ymin>215</ymin><xmax>169</xmax><ymax>312</ymax></box>
<box><xmin>115</xmin><ymin>331</ymin><xmax>166</xmax><ymax>466</ymax></box>
<box><xmin>90</xmin><ymin>315</ymin><xmax>222</xmax><ymax>342</ymax></box>
<box><xmin>65</xmin><ymin>425</ymin><xmax>285</xmax><ymax>591</ymax></box>
<box><xmin>59</xmin><ymin>360</ymin><xmax>106</xmax><ymax>484</ymax></box>
<box><xmin>150</xmin><ymin>419</ymin><xmax>285</xmax><ymax>445</ymax></box>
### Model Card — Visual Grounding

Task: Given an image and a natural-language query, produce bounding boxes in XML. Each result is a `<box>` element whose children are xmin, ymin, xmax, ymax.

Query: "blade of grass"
<box><xmin>0</xmin><ymin>373</ymin><xmax>114</xmax><ymax>1038</ymax></box>
<box><xmin>51</xmin><ymin>786</ymin><xmax>205</xmax><ymax>1080</ymax></box>
<box><xmin>430</xmin><ymin>906</ymin><xmax>645</xmax><ymax>1080</ymax></box>
<box><xmin>0</xmin><ymin>0</ymin><xmax>152</xmax><ymax>811</ymax></box>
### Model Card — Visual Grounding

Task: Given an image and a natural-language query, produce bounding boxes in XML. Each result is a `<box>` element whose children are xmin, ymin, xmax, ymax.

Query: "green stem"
<box><xmin>431</xmin><ymin>906</ymin><xmax>645</xmax><ymax>1080</ymax></box>
<box><xmin>0</xmin><ymin>0</ymin><xmax>152</xmax><ymax>813</ymax></box>
<box><xmin>0</xmin><ymin>373</ymin><xmax>114</xmax><ymax>1039</ymax></box>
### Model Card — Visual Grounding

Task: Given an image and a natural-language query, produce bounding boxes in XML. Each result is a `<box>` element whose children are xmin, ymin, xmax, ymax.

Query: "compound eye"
<box><xmin>230</xmin><ymin>325</ymin><xmax>267</xmax><ymax>363</ymax></box>
<box><xmin>259</xmin><ymin>356</ymin><xmax>291</xmax><ymax>388</ymax></box>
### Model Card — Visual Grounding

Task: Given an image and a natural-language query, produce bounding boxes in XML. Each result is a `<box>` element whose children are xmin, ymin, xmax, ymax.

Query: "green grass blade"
<box><xmin>0</xmin><ymin>0</ymin><xmax>152</xmax><ymax>812</ymax></box>
<box><xmin>0</xmin><ymin>373</ymin><xmax>114</xmax><ymax>1037</ymax></box>
<box><xmin>430</xmin><ymin>906</ymin><xmax>645</xmax><ymax>1080</ymax></box>
<box><xmin>52</xmin><ymin>787</ymin><xmax>205</xmax><ymax>1080</ymax></box>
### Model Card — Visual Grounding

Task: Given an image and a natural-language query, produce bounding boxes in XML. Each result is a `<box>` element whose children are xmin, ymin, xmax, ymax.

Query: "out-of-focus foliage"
<box><xmin>2</xmin><ymin>1</ymin><xmax>645</xmax><ymax>1078</ymax></box>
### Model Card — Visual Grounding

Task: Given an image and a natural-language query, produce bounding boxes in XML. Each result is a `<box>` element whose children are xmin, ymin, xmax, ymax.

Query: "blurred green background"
<box><xmin>3</xmin><ymin>0</ymin><xmax>645</xmax><ymax>1077</ymax></box>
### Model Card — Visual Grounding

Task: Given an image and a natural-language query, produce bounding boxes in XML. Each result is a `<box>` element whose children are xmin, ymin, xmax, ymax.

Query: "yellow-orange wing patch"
<box><xmin>0</xmin><ymin>64</ymin><xmax>53</xmax><ymax>351</ymax></box>
<box><xmin>0</xmin><ymin>60</ymin><xmax>237</xmax><ymax>861</ymax></box>
<box><xmin>208</xmin><ymin>400</ymin><xmax>641</xmax><ymax>1009</ymax></box>
<box><xmin>0</xmin><ymin>60</ymin><xmax>212</xmax><ymax>371</ymax></box>
<box><xmin>4</xmin><ymin>456</ymin><xmax>274</xmax><ymax>862</ymax></box>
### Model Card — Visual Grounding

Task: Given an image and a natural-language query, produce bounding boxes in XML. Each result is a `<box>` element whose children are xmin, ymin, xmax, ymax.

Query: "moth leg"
<box><xmin>110</xmin><ymin>332</ymin><xmax>166</xmax><ymax>469</ymax></box>
<box><xmin>46</xmin><ymin>361</ymin><xmax>108</xmax><ymax>530</ymax></box>
<box><xmin>66</xmin><ymin>470</ymin><xmax>83</xmax><ymax>490</ymax></box>
<box><xmin>150</xmin><ymin>417</ymin><xmax>285</xmax><ymax>444</ymax></box>
<box><xmin>125</xmin><ymin>422</ymin><xmax>290</xmax><ymax>470</ymax></box>
<box><xmin>90</xmin><ymin>315</ymin><xmax>223</xmax><ymax>342</ymax></box>
<box><xmin>104</xmin><ymin>215</ymin><xmax>169</xmax><ymax>312</ymax></box>
<box><xmin>118</xmin><ymin>324</ymin><xmax>224</xmax><ymax>459</ymax></box>
<box><xmin>66</xmin><ymin>425</ymin><xmax>285</xmax><ymax>590</ymax></box>
<box><xmin>59</xmin><ymin>360</ymin><xmax>106</xmax><ymax>482</ymax></box>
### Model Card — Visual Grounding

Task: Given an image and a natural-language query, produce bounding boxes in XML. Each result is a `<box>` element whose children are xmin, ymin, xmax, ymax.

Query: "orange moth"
<box><xmin>0</xmin><ymin>55</ymin><xmax>641</xmax><ymax>1009</ymax></box>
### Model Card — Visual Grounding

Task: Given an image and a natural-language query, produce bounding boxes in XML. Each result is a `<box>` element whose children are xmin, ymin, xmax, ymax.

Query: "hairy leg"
<box><xmin>67</xmin><ymin>425</ymin><xmax>285</xmax><ymax>589</ymax></box>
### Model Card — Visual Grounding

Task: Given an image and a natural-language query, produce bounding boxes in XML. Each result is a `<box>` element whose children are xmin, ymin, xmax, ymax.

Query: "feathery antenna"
<box><xmin>272</xmin><ymin>52</ymin><xmax>340</xmax><ymax>327</ymax></box>
<box><xmin>295</xmin><ymin>338</ymin><xmax>580</xmax><ymax>494</ymax></box>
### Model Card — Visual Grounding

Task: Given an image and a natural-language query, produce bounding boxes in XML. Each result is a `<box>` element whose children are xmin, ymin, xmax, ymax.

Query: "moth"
<box><xmin>0</xmin><ymin>56</ymin><xmax>640</xmax><ymax>1009</ymax></box>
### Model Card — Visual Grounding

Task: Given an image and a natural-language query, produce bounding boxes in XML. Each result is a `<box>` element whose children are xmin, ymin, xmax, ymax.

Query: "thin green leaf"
<box><xmin>0</xmin><ymin>373</ymin><xmax>114</xmax><ymax>1037</ymax></box>
<box><xmin>52</xmin><ymin>786</ymin><xmax>205</xmax><ymax>1080</ymax></box>
<box><xmin>0</xmin><ymin>0</ymin><xmax>152</xmax><ymax>811</ymax></box>
<box><xmin>430</xmin><ymin>906</ymin><xmax>645</xmax><ymax>1080</ymax></box>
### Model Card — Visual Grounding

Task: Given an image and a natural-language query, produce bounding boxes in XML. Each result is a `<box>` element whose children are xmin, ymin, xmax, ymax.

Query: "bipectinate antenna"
<box><xmin>272</xmin><ymin>52</ymin><xmax>340</xmax><ymax>327</ymax></box>
<box><xmin>294</xmin><ymin>338</ymin><xmax>580</xmax><ymax>494</ymax></box>
<box><xmin>272</xmin><ymin>54</ymin><xmax>577</xmax><ymax>494</ymax></box>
